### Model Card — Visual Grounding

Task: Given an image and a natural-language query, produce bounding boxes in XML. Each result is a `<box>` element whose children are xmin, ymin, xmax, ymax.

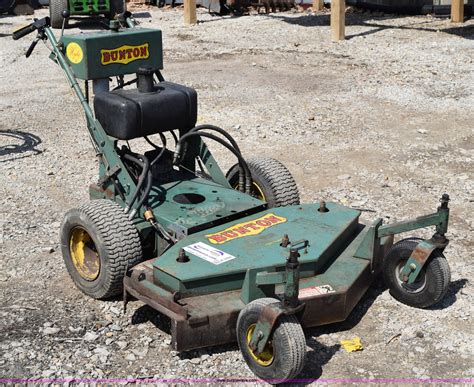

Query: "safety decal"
<box><xmin>206</xmin><ymin>213</ymin><xmax>287</xmax><ymax>244</ymax></box>
<box><xmin>66</xmin><ymin>42</ymin><xmax>83</xmax><ymax>64</ymax></box>
<box><xmin>299</xmin><ymin>284</ymin><xmax>336</xmax><ymax>299</ymax></box>
<box><xmin>183</xmin><ymin>242</ymin><xmax>236</xmax><ymax>265</ymax></box>
<box><xmin>100</xmin><ymin>43</ymin><xmax>149</xmax><ymax>65</ymax></box>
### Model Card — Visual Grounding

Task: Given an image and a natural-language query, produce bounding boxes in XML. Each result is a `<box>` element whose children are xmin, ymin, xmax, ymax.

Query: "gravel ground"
<box><xmin>0</xmin><ymin>5</ymin><xmax>473</xmax><ymax>383</ymax></box>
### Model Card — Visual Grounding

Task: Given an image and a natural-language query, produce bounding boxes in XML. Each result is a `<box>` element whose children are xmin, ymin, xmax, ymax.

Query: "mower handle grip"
<box><xmin>12</xmin><ymin>23</ymin><xmax>36</xmax><ymax>40</ymax></box>
<box><xmin>12</xmin><ymin>16</ymin><xmax>50</xmax><ymax>41</ymax></box>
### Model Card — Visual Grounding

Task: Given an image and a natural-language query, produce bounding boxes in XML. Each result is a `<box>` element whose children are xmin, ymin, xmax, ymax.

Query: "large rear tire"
<box><xmin>236</xmin><ymin>298</ymin><xmax>306</xmax><ymax>383</ymax></box>
<box><xmin>383</xmin><ymin>238</ymin><xmax>451</xmax><ymax>308</ymax></box>
<box><xmin>60</xmin><ymin>199</ymin><xmax>142</xmax><ymax>299</ymax></box>
<box><xmin>49</xmin><ymin>0</ymin><xmax>68</xmax><ymax>28</ymax></box>
<box><xmin>226</xmin><ymin>157</ymin><xmax>300</xmax><ymax>208</ymax></box>
<box><xmin>107</xmin><ymin>0</ymin><xmax>124</xmax><ymax>20</ymax></box>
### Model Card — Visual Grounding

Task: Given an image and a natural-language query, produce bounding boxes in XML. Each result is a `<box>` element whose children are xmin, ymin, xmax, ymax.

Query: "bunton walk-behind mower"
<box><xmin>13</xmin><ymin>14</ymin><xmax>452</xmax><ymax>382</ymax></box>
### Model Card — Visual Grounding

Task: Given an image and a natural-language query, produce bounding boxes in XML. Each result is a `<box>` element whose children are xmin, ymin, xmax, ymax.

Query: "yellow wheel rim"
<box><xmin>69</xmin><ymin>227</ymin><xmax>100</xmax><ymax>281</ymax></box>
<box><xmin>234</xmin><ymin>182</ymin><xmax>267</xmax><ymax>202</ymax></box>
<box><xmin>246</xmin><ymin>324</ymin><xmax>274</xmax><ymax>366</ymax></box>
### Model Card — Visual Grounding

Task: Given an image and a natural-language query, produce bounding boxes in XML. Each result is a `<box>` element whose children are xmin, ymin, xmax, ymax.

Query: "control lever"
<box><xmin>60</xmin><ymin>10</ymin><xmax>70</xmax><ymax>39</ymax></box>
<box><xmin>25</xmin><ymin>37</ymin><xmax>40</xmax><ymax>58</ymax></box>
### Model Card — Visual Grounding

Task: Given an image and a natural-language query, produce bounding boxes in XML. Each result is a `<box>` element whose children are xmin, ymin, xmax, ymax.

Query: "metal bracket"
<box><xmin>399</xmin><ymin>239</ymin><xmax>437</xmax><ymax>284</ymax></box>
<box><xmin>97</xmin><ymin>164</ymin><xmax>121</xmax><ymax>187</ymax></box>
<box><xmin>249</xmin><ymin>301</ymin><xmax>304</xmax><ymax>354</ymax></box>
<box><xmin>354</xmin><ymin>218</ymin><xmax>383</xmax><ymax>272</ymax></box>
<box><xmin>400</xmin><ymin>232</ymin><xmax>449</xmax><ymax>285</ymax></box>
<box><xmin>198</xmin><ymin>140</ymin><xmax>231</xmax><ymax>188</ymax></box>
<box><xmin>248</xmin><ymin>240</ymin><xmax>308</xmax><ymax>354</ymax></box>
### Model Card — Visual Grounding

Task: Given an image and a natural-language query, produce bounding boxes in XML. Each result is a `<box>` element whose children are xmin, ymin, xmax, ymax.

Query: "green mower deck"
<box><xmin>124</xmin><ymin>202</ymin><xmax>393</xmax><ymax>351</ymax></box>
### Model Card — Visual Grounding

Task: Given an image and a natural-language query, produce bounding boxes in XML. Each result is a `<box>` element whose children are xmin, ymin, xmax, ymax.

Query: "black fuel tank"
<box><xmin>94</xmin><ymin>81</ymin><xmax>197</xmax><ymax>140</ymax></box>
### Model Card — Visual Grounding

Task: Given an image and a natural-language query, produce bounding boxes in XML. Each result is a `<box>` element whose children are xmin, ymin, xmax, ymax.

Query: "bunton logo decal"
<box><xmin>100</xmin><ymin>43</ymin><xmax>149</xmax><ymax>65</ymax></box>
<box><xmin>206</xmin><ymin>213</ymin><xmax>287</xmax><ymax>244</ymax></box>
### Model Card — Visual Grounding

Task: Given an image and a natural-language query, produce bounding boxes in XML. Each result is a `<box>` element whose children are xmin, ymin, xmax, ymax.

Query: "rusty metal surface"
<box><xmin>124</xmin><ymin>260</ymin><xmax>187</xmax><ymax>321</ymax></box>
<box><xmin>400</xmin><ymin>239</ymin><xmax>437</xmax><ymax>284</ymax></box>
<box><xmin>125</xmin><ymin>261</ymin><xmax>374</xmax><ymax>351</ymax></box>
<box><xmin>249</xmin><ymin>301</ymin><xmax>283</xmax><ymax>353</ymax></box>
<box><xmin>171</xmin><ymin>290</ymin><xmax>244</xmax><ymax>351</ymax></box>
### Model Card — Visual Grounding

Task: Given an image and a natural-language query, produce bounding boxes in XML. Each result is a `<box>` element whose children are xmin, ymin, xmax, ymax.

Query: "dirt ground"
<box><xmin>0</xmin><ymin>5</ymin><xmax>473</xmax><ymax>383</ymax></box>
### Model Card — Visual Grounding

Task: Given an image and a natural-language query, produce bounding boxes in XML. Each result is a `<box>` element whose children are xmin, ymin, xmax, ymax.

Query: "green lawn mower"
<box><xmin>49</xmin><ymin>0</ymin><xmax>124</xmax><ymax>28</ymax></box>
<box><xmin>13</xmin><ymin>14</ymin><xmax>452</xmax><ymax>383</ymax></box>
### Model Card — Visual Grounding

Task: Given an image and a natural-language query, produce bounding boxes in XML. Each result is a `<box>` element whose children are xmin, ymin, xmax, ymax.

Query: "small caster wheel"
<box><xmin>236</xmin><ymin>298</ymin><xmax>306</xmax><ymax>383</ymax></box>
<box><xmin>383</xmin><ymin>238</ymin><xmax>451</xmax><ymax>308</ymax></box>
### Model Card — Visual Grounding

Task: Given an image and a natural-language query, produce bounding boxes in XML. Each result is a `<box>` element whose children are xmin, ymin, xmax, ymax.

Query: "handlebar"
<box><xmin>12</xmin><ymin>24</ymin><xmax>36</xmax><ymax>40</ymax></box>
<box><xmin>12</xmin><ymin>17</ymin><xmax>50</xmax><ymax>40</ymax></box>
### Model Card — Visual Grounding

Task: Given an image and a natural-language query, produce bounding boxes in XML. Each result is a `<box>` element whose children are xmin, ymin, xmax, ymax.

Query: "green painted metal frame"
<box><xmin>46</xmin><ymin>27</ymin><xmax>138</xmax><ymax>212</ymax></box>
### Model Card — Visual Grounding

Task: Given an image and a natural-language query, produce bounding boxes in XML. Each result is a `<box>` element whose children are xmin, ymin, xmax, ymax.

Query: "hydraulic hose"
<box><xmin>122</xmin><ymin>152</ymin><xmax>150</xmax><ymax>214</ymax></box>
<box><xmin>144</xmin><ymin>133</ymin><xmax>167</xmax><ymax>166</ymax></box>
<box><xmin>171</xmin><ymin>130</ymin><xmax>179</xmax><ymax>145</ymax></box>
<box><xmin>190</xmin><ymin>124</ymin><xmax>241</xmax><ymax>153</ymax></box>
<box><xmin>189</xmin><ymin>124</ymin><xmax>244</xmax><ymax>191</ymax></box>
<box><xmin>174</xmin><ymin>131</ymin><xmax>252</xmax><ymax>194</ymax></box>
<box><xmin>130</xmin><ymin>170</ymin><xmax>153</xmax><ymax>219</ymax></box>
<box><xmin>129</xmin><ymin>134</ymin><xmax>168</xmax><ymax>219</ymax></box>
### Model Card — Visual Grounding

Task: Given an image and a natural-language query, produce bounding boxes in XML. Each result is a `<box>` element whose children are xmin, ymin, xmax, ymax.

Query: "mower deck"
<box><xmin>153</xmin><ymin>202</ymin><xmax>360</xmax><ymax>295</ymax></box>
<box><xmin>124</xmin><ymin>202</ymin><xmax>392</xmax><ymax>351</ymax></box>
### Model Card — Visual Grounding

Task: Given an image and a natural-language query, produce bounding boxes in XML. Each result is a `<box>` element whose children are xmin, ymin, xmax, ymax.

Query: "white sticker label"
<box><xmin>183</xmin><ymin>242</ymin><xmax>236</xmax><ymax>265</ymax></box>
<box><xmin>299</xmin><ymin>284</ymin><xmax>336</xmax><ymax>299</ymax></box>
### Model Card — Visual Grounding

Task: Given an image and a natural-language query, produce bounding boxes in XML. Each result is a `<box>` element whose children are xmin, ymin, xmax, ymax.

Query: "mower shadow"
<box><xmin>0</xmin><ymin>129</ymin><xmax>42</xmax><ymax>163</ymax></box>
<box><xmin>428</xmin><ymin>277</ymin><xmax>468</xmax><ymax>310</ymax></box>
<box><xmin>291</xmin><ymin>281</ymin><xmax>385</xmax><ymax>383</ymax></box>
<box><xmin>131</xmin><ymin>304</ymin><xmax>172</xmax><ymax>334</ymax></box>
<box><xmin>128</xmin><ymin>276</ymin><xmax>463</xmax><ymax>381</ymax></box>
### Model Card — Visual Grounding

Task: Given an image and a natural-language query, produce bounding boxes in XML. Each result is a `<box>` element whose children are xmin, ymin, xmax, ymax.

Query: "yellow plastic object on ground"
<box><xmin>340</xmin><ymin>337</ymin><xmax>364</xmax><ymax>352</ymax></box>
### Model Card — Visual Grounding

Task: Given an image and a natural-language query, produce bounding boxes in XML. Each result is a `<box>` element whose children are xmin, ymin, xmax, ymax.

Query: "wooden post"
<box><xmin>451</xmin><ymin>0</ymin><xmax>464</xmax><ymax>23</ymax></box>
<box><xmin>313</xmin><ymin>0</ymin><xmax>324</xmax><ymax>11</ymax></box>
<box><xmin>184</xmin><ymin>0</ymin><xmax>197</xmax><ymax>25</ymax></box>
<box><xmin>331</xmin><ymin>0</ymin><xmax>345</xmax><ymax>41</ymax></box>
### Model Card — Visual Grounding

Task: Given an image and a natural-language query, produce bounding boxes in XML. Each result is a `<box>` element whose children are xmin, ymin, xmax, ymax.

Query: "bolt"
<box><xmin>440</xmin><ymin>193</ymin><xmax>450</xmax><ymax>208</ymax></box>
<box><xmin>281</xmin><ymin>234</ymin><xmax>290</xmax><ymax>247</ymax></box>
<box><xmin>176</xmin><ymin>248</ymin><xmax>189</xmax><ymax>263</ymax></box>
<box><xmin>409</xmin><ymin>263</ymin><xmax>417</xmax><ymax>271</ymax></box>
<box><xmin>318</xmin><ymin>200</ymin><xmax>329</xmax><ymax>213</ymax></box>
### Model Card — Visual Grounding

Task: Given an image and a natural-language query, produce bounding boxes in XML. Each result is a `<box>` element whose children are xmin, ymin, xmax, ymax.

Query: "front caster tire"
<box><xmin>60</xmin><ymin>199</ymin><xmax>142</xmax><ymax>299</ymax></box>
<box><xmin>236</xmin><ymin>298</ymin><xmax>306</xmax><ymax>383</ymax></box>
<box><xmin>383</xmin><ymin>238</ymin><xmax>451</xmax><ymax>308</ymax></box>
<box><xmin>226</xmin><ymin>157</ymin><xmax>300</xmax><ymax>208</ymax></box>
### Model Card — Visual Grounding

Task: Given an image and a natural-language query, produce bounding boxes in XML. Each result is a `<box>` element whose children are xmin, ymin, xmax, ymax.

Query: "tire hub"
<box><xmin>396</xmin><ymin>260</ymin><xmax>426</xmax><ymax>293</ymax></box>
<box><xmin>69</xmin><ymin>227</ymin><xmax>100</xmax><ymax>281</ymax></box>
<box><xmin>246</xmin><ymin>324</ymin><xmax>274</xmax><ymax>366</ymax></box>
